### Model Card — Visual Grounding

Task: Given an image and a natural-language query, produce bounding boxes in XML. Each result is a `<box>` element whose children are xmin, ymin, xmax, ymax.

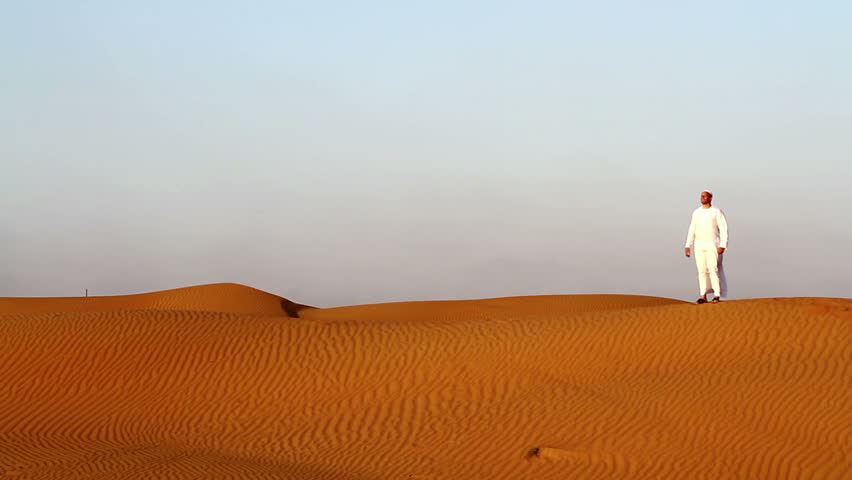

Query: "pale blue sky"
<box><xmin>2</xmin><ymin>1</ymin><xmax>850</xmax><ymax>306</ymax></box>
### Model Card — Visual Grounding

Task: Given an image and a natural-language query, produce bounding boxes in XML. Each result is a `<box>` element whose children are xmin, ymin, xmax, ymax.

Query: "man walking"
<box><xmin>685</xmin><ymin>190</ymin><xmax>729</xmax><ymax>304</ymax></box>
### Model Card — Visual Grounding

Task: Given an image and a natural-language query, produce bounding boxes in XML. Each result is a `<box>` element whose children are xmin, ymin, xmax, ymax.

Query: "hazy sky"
<box><xmin>2</xmin><ymin>1</ymin><xmax>850</xmax><ymax>306</ymax></box>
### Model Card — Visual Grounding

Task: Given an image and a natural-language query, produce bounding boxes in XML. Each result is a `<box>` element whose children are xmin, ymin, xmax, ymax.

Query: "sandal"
<box><xmin>711</xmin><ymin>297</ymin><xmax>721</xmax><ymax>303</ymax></box>
<box><xmin>696</xmin><ymin>298</ymin><xmax>708</xmax><ymax>304</ymax></box>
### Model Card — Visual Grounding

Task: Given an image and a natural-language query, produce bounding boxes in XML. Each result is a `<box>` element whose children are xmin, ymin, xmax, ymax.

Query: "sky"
<box><xmin>2</xmin><ymin>1</ymin><xmax>850</xmax><ymax>307</ymax></box>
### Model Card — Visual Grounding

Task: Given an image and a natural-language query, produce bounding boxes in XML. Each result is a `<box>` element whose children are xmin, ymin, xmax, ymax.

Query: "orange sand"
<box><xmin>0</xmin><ymin>283</ymin><xmax>848</xmax><ymax>479</ymax></box>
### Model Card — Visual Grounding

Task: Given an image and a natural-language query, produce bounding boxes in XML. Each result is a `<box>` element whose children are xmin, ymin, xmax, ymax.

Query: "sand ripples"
<box><xmin>1</xmin><ymin>285</ymin><xmax>848</xmax><ymax>479</ymax></box>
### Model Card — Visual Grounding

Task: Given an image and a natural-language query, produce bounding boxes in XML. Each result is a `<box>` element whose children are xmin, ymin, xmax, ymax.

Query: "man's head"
<box><xmin>700</xmin><ymin>190</ymin><xmax>713</xmax><ymax>205</ymax></box>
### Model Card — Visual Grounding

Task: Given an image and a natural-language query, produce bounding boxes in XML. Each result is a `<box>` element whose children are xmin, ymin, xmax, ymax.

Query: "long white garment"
<box><xmin>685</xmin><ymin>206</ymin><xmax>729</xmax><ymax>298</ymax></box>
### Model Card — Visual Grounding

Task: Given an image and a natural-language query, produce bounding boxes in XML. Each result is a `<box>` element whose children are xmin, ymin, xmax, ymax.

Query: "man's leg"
<box><xmin>708</xmin><ymin>249</ymin><xmax>722</xmax><ymax>298</ymax></box>
<box><xmin>695</xmin><ymin>249</ymin><xmax>711</xmax><ymax>298</ymax></box>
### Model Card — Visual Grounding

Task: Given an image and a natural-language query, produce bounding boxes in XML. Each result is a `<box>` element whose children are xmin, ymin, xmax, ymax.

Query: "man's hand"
<box><xmin>717</xmin><ymin>247</ymin><xmax>726</xmax><ymax>254</ymax></box>
<box><xmin>685</xmin><ymin>248</ymin><xmax>691</xmax><ymax>257</ymax></box>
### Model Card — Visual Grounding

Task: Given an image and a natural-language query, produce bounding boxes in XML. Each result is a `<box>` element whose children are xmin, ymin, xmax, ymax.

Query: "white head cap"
<box><xmin>701</xmin><ymin>189</ymin><xmax>713</xmax><ymax>196</ymax></box>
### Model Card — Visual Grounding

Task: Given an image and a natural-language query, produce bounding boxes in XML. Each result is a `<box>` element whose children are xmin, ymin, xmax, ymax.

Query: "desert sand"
<box><xmin>0</xmin><ymin>283</ymin><xmax>848</xmax><ymax>479</ymax></box>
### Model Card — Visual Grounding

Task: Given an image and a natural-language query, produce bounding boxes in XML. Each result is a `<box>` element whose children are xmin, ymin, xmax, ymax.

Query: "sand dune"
<box><xmin>0</xmin><ymin>284</ymin><xmax>848</xmax><ymax>479</ymax></box>
<box><xmin>0</xmin><ymin>283</ymin><xmax>315</xmax><ymax>317</ymax></box>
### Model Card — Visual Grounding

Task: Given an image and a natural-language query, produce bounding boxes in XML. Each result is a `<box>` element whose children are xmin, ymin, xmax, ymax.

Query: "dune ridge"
<box><xmin>0</xmin><ymin>284</ymin><xmax>848</xmax><ymax>479</ymax></box>
<box><xmin>0</xmin><ymin>283</ymin><xmax>315</xmax><ymax>317</ymax></box>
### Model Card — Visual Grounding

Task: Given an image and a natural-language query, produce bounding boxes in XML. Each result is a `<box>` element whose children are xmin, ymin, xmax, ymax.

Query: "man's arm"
<box><xmin>684</xmin><ymin>211</ymin><xmax>696</xmax><ymax>257</ymax></box>
<box><xmin>717</xmin><ymin>210</ymin><xmax>728</xmax><ymax>254</ymax></box>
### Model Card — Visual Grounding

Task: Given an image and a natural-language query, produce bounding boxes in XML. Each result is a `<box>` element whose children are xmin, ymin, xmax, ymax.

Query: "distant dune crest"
<box><xmin>0</xmin><ymin>282</ymin><xmax>315</xmax><ymax>317</ymax></box>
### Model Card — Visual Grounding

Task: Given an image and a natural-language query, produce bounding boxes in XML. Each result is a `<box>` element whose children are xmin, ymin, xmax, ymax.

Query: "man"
<box><xmin>684</xmin><ymin>190</ymin><xmax>729</xmax><ymax>304</ymax></box>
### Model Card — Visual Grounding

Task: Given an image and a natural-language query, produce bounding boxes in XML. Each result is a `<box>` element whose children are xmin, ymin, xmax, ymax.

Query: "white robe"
<box><xmin>685</xmin><ymin>206</ymin><xmax>729</xmax><ymax>298</ymax></box>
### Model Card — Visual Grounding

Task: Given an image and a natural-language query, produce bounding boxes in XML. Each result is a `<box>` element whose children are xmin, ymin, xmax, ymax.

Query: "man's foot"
<box><xmin>711</xmin><ymin>297</ymin><xmax>721</xmax><ymax>303</ymax></box>
<box><xmin>696</xmin><ymin>298</ymin><xmax>708</xmax><ymax>304</ymax></box>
